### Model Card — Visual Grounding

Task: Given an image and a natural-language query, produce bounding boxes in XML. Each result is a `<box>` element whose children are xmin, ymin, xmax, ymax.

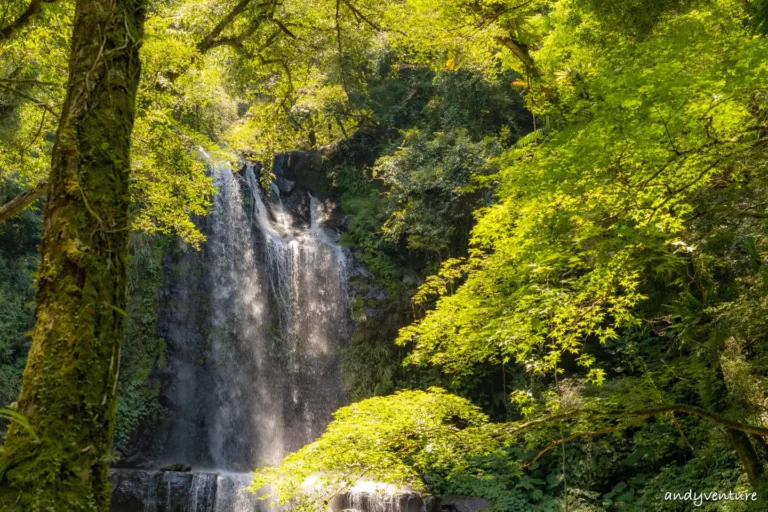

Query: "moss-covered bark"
<box><xmin>0</xmin><ymin>0</ymin><xmax>145</xmax><ymax>510</ymax></box>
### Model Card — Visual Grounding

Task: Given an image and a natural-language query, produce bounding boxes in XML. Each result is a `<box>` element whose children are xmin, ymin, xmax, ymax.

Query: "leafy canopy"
<box><xmin>398</xmin><ymin>0</ymin><xmax>768</xmax><ymax>382</ymax></box>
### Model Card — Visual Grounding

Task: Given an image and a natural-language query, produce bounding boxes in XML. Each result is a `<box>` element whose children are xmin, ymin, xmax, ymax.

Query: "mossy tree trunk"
<box><xmin>0</xmin><ymin>0</ymin><xmax>145</xmax><ymax>510</ymax></box>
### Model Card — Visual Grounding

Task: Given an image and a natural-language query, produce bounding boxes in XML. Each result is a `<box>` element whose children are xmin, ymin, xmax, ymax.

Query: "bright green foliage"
<box><xmin>252</xmin><ymin>388</ymin><xmax>557</xmax><ymax>511</ymax></box>
<box><xmin>0</xmin><ymin>0</ymin><xmax>215</xmax><ymax>245</ymax></box>
<box><xmin>398</xmin><ymin>0</ymin><xmax>768</xmax><ymax>380</ymax></box>
<box><xmin>255</xmin><ymin>386</ymin><xmax>714</xmax><ymax>511</ymax></box>
<box><xmin>381</xmin><ymin>0</ymin><xmax>546</xmax><ymax>75</ymax></box>
<box><xmin>0</xmin><ymin>2</ymin><xmax>70</xmax><ymax>186</ymax></box>
<box><xmin>130</xmin><ymin>117</ymin><xmax>213</xmax><ymax>249</ymax></box>
<box><xmin>214</xmin><ymin>0</ymin><xmax>386</xmax><ymax>161</ymax></box>
<box><xmin>576</xmin><ymin>0</ymin><xmax>695</xmax><ymax>38</ymax></box>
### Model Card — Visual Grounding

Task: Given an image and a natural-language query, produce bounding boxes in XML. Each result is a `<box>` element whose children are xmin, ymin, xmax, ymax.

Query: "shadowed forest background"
<box><xmin>3</xmin><ymin>0</ymin><xmax>768</xmax><ymax>510</ymax></box>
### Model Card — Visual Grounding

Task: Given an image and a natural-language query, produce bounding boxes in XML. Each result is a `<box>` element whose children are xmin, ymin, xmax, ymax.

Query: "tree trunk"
<box><xmin>0</xmin><ymin>0</ymin><xmax>145</xmax><ymax>510</ymax></box>
<box><xmin>726</xmin><ymin>428</ymin><xmax>764</xmax><ymax>489</ymax></box>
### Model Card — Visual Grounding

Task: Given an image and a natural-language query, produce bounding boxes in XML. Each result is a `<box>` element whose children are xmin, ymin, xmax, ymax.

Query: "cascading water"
<box><xmin>131</xmin><ymin>157</ymin><xmax>348</xmax><ymax>510</ymax></box>
<box><xmin>190</xmin><ymin>473</ymin><xmax>217</xmax><ymax>512</ymax></box>
<box><xmin>112</xmin><ymin>154</ymin><xmax>425</xmax><ymax>511</ymax></box>
<box><xmin>244</xmin><ymin>165</ymin><xmax>350</xmax><ymax>450</ymax></box>
<box><xmin>205</xmin><ymin>161</ymin><xmax>286</xmax><ymax>470</ymax></box>
<box><xmin>157</xmin><ymin>157</ymin><xmax>349</xmax><ymax>470</ymax></box>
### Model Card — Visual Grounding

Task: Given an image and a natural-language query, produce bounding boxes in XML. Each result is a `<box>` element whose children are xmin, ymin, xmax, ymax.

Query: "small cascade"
<box><xmin>337</xmin><ymin>493</ymin><xmax>426</xmax><ymax>512</ymax></box>
<box><xmin>329</xmin><ymin>482</ymin><xmax>430</xmax><ymax>512</ymax></box>
<box><xmin>143</xmin><ymin>479</ymin><xmax>158</xmax><ymax>512</ymax></box>
<box><xmin>214</xmin><ymin>473</ymin><xmax>265</xmax><ymax>512</ymax></box>
<box><xmin>190</xmin><ymin>473</ymin><xmax>217</xmax><ymax>512</ymax></box>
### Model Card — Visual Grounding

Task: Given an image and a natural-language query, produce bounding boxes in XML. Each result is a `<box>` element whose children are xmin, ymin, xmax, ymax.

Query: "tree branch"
<box><xmin>0</xmin><ymin>180</ymin><xmax>47</xmax><ymax>224</ymax></box>
<box><xmin>257</xmin><ymin>30</ymin><xmax>280</xmax><ymax>52</ymax></box>
<box><xmin>340</xmin><ymin>0</ymin><xmax>381</xmax><ymax>31</ymax></box>
<box><xmin>197</xmin><ymin>0</ymin><xmax>254</xmax><ymax>53</ymax></box>
<box><xmin>196</xmin><ymin>0</ymin><xmax>294</xmax><ymax>59</ymax></box>
<box><xmin>0</xmin><ymin>0</ymin><xmax>59</xmax><ymax>42</ymax></box>
<box><xmin>0</xmin><ymin>78</ymin><xmax>61</xmax><ymax>87</ymax></box>
<box><xmin>522</xmin><ymin>416</ymin><xmax>650</xmax><ymax>468</ymax></box>
<box><xmin>502</xmin><ymin>403</ymin><xmax>768</xmax><ymax>480</ymax></box>
<box><xmin>706</xmin><ymin>206</ymin><xmax>768</xmax><ymax>219</ymax></box>
<box><xmin>212</xmin><ymin>37</ymin><xmax>255</xmax><ymax>58</ymax></box>
<box><xmin>503</xmin><ymin>404</ymin><xmax>768</xmax><ymax>439</ymax></box>
<box><xmin>335</xmin><ymin>0</ymin><xmax>349</xmax><ymax>95</ymax></box>
<box><xmin>727</xmin><ymin>428</ymin><xmax>764</xmax><ymax>488</ymax></box>
<box><xmin>494</xmin><ymin>36</ymin><xmax>537</xmax><ymax>75</ymax></box>
<box><xmin>0</xmin><ymin>82</ymin><xmax>58</xmax><ymax>116</ymax></box>
<box><xmin>269</xmin><ymin>17</ymin><xmax>296</xmax><ymax>39</ymax></box>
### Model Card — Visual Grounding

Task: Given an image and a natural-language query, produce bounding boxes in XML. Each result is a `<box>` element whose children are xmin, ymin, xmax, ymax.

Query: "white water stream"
<box><xmin>115</xmin><ymin>158</ymin><xmax>421</xmax><ymax>512</ymax></box>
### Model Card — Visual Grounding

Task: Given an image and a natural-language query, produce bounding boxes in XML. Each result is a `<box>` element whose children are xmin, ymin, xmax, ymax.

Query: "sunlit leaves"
<box><xmin>397</xmin><ymin>0</ymin><xmax>768</xmax><ymax>383</ymax></box>
<box><xmin>130</xmin><ymin>115</ymin><xmax>214</xmax><ymax>248</ymax></box>
<box><xmin>0</xmin><ymin>1</ymin><xmax>70</xmax><ymax>185</ymax></box>
<box><xmin>383</xmin><ymin>0</ymin><xmax>548</xmax><ymax>76</ymax></box>
<box><xmin>251</xmin><ymin>388</ymin><xmax>511</xmax><ymax>510</ymax></box>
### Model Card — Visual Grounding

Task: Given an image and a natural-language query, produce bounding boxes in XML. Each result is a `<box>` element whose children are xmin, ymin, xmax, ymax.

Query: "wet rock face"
<box><xmin>272</xmin><ymin>151</ymin><xmax>327</xmax><ymax>196</ymax></box>
<box><xmin>110</xmin><ymin>469</ymin><xmax>162</xmax><ymax>511</ymax></box>
<box><xmin>160</xmin><ymin>463</ymin><xmax>192</xmax><ymax>472</ymax></box>
<box><xmin>110</xmin><ymin>470</ymin><xmax>222</xmax><ymax>512</ymax></box>
<box><xmin>158</xmin><ymin>472</ymin><xmax>196</xmax><ymax>509</ymax></box>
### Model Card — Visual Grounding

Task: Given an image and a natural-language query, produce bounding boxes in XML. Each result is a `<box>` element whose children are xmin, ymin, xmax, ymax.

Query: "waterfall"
<box><xmin>143</xmin><ymin>477</ymin><xmax>158</xmax><ymax>512</ymax></box>
<box><xmin>154</xmin><ymin>157</ymin><xmax>348</xmax><ymax>471</ymax></box>
<box><xmin>206</xmin><ymin>162</ymin><xmax>283</xmax><ymax>469</ymax></box>
<box><xmin>110</xmin><ymin>156</ymin><xmax>424</xmax><ymax>511</ymax></box>
<box><xmin>243</xmin><ymin>165</ymin><xmax>349</xmax><ymax>449</ymax></box>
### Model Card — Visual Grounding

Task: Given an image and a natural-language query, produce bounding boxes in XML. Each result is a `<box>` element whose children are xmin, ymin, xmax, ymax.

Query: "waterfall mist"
<box><xmin>153</xmin><ymin>159</ymin><xmax>349</xmax><ymax>472</ymax></box>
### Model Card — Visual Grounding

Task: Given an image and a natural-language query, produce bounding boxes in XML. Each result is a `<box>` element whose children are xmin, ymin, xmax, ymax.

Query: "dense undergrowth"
<box><xmin>0</xmin><ymin>184</ymin><xmax>40</xmax><ymax>409</ymax></box>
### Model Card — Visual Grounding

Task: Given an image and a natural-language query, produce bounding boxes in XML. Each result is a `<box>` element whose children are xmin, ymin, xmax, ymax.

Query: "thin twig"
<box><xmin>523</xmin><ymin>417</ymin><xmax>649</xmax><ymax>469</ymax></box>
